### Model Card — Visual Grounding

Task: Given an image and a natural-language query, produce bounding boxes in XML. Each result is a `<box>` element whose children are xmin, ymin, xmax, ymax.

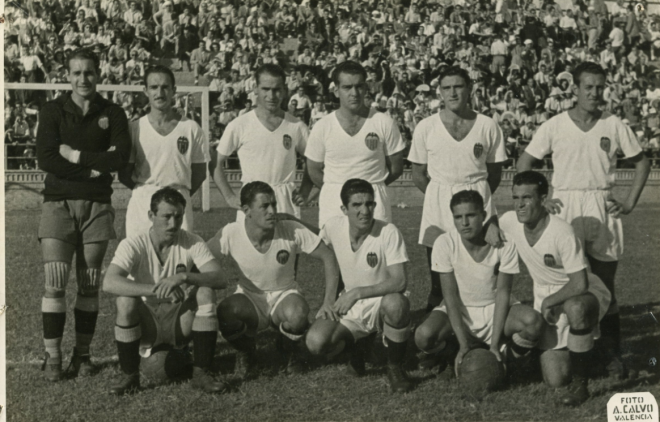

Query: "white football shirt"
<box><xmin>432</xmin><ymin>229</ymin><xmax>519</xmax><ymax>307</ymax></box>
<box><xmin>216</xmin><ymin>110</ymin><xmax>309</xmax><ymax>185</ymax></box>
<box><xmin>208</xmin><ymin>220</ymin><xmax>321</xmax><ymax>292</ymax></box>
<box><xmin>407</xmin><ymin>113</ymin><xmax>508</xmax><ymax>185</ymax></box>
<box><xmin>111</xmin><ymin>229</ymin><xmax>215</xmax><ymax>302</ymax></box>
<box><xmin>320</xmin><ymin>216</ymin><xmax>409</xmax><ymax>291</ymax></box>
<box><xmin>525</xmin><ymin>112</ymin><xmax>643</xmax><ymax>190</ymax></box>
<box><xmin>305</xmin><ymin>109</ymin><xmax>406</xmax><ymax>184</ymax></box>
<box><xmin>499</xmin><ymin>212</ymin><xmax>587</xmax><ymax>289</ymax></box>
<box><xmin>129</xmin><ymin>116</ymin><xmax>209</xmax><ymax>190</ymax></box>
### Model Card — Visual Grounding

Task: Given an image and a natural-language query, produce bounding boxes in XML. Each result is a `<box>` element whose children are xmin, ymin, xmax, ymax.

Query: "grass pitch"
<box><xmin>5</xmin><ymin>205</ymin><xmax>660</xmax><ymax>421</ymax></box>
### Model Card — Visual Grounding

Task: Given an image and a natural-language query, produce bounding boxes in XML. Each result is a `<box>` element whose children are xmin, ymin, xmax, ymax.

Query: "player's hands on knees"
<box><xmin>167</xmin><ymin>286</ymin><xmax>185</xmax><ymax>303</ymax></box>
<box><xmin>316</xmin><ymin>303</ymin><xmax>340</xmax><ymax>321</ymax></box>
<box><xmin>153</xmin><ymin>274</ymin><xmax>186</xmax><ymax>301</ymax></box>
<box><xmin>292</xmin><ymin>188</ymin><xmax>306</xmax><ymax>207</ymax></box>
<box><xmin>541</xmin><ymin>301</ymin><xmax>560</xmax><ymax>325</ymax></box>
<box><xmin>485</xmin><ymin>224</ymin><xmax>506</xmax><ymax>248</ymax></box>
<box><xmin>543</xmin><ymin>198</ymin><xmax>564</xmax><ymax>215</ymax></box>
<box><xmin>332</xmin><ymin>290</ymin><xmax>359</xmax><ymax>316</ymax></box>
<box><xmin>606</xmin><ymin>198</ymin><xmax>632</xmax><ymax>218</ymax></box>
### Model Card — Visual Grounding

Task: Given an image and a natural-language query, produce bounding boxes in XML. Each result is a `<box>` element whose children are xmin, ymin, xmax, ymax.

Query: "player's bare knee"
<box><xmin>414</xmin><ymin>325</ymin><xmax>434</xmax><ymax>350</ymax></box>
<box><xmin>521</xmin><ymin>310</ymin><xmax>544</xmax><ymax>338</ymax></box>
<box><xmin>115</xmin><ymin>296</ymin><xmax>141</xmax><ymax>324</ymax></box>
<box><xmin>380</xmin><ymin>293</ymin><xmax>410</xmax><ymax>327</ymax></box>
<box><xmin>282</xmin><ymin>301</ymin><xmax>310</xmax><ymax>333</ymax></box>
<box><xmin>564</xmin><ymin>297</ymin><xmax>594</xmax><ymax>330</ymax></box>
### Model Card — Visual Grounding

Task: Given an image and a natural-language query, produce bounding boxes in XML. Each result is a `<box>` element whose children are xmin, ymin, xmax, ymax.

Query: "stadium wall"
<box><xmin>5</xmin><ymin>169</ymin><xmax>660</xmax><ymax>211</ymax></box>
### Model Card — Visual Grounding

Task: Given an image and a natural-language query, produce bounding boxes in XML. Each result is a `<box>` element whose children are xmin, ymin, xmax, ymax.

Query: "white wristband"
<box><xmin>70</xmin><ymin>149</ymin><xmax>81</xmax><ymax>164</ymax></box>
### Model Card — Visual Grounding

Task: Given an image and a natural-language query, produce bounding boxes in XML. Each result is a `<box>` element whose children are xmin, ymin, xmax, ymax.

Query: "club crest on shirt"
<box><xmin>98</xmin><ymin>116</ymin><xmax>109</xmax><ymax>130</ymax></box>
<box><xmin>600</xmin><ymin>137</ymin><xmax>611</xmax><ymax>153</ymax></box>
<box><xmin>283</xmin><ymin>134</ymin><xmax>292</xmax><ymax>150</ymax></box>
<box><xmin>177</xmin><ymin>136</ymin><xmax>189</xmax><ymax>154</ymax></box>
<box><xmin>366</xmin><ymin>252</ymin><xmax>378</xmax><ymax>268</ymax></box>
<box><xmin>474</xmin><ymin>143</ymin><xmax>484</xmax><ymax>159</ymax></box>
<box><xmin>276</xmin><ymin>250</ymin><xmax>290</xmax><ymax>265</ymax></box>
<box><xmin>365</xmin><ymin>132</ymin><xmax>379</xmax><ymax>151</ymax></box>
<box><xmin>175</xmin><ymin>264</ymin><xmax>187</xmax><ymax>273</ymax></box>
<box><xmin>544</xmin><ymin>254</ymin><xmax>557</xmax><ymax>267</ymax></box>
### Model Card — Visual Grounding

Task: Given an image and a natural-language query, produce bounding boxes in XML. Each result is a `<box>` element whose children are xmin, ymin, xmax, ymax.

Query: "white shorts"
<box><xmin>339</xmin><ymin>296</ymin><xmax>385</xmax><ymax>341</ymax></box>
<box><xmin>126</xmin><ymin>184</ymin><xmax>193</xmax><ymax>238</ymax></box>
<box><xmin>235</xmin><ymin>283</ymin><xmax>302</xmax><ymax>332</ymax></box>
<box><xmin>419</xmin><ymin>179</ymin><xmax>495</xmax><ymax>247</ymax></box>
<box><xmin>235</xmin><ymin>182</ymin><xmax>300</xmax><ymax>222</ymax></box>
<box><xmin>535</xmin><ymin>273</ymin><xmax>612</xmax><ymax>350</ymax></box>
<box><xmin>434</xmin><ymin>297</ymin><xmax>519</xmax><ymax>347</ymax></box>
<box><xmin>319</xmin><ymin>182</ymin><xmax>391</xmax><ymax>228</ymax></box>
<box><xmin>553</xmin><ymin>190</ymin><xmax>623</xmax><ymax>262</ymax></box>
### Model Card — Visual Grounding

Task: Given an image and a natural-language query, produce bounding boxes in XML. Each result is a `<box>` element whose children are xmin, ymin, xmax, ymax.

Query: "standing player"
<box><xmin>206</xmin><ymin>182</ymin><xmax>339</xmax><ymax>376</ymax></box>
<box><xmin>305</xmin><ymin>61</ymin><xmax>407</xmax><ymax>228</ymax></box>
<box><xmin>516</xmin><ymin>62</ymin><xmax>650</xmax><ymax>378</ymax></box>
<box><xmin>415</xmin><ymin>190</ymin><xmax>543</xmax><ymax>373</ymax></box>
<box><xmin>104</xmin><ymin>188</ymin><xmax>227</xmax><ymax>395</ymax></box>
<box><xmin>119</xmin><ymin>65</ymin><xmax>209</xmax><ymax>236</ymax></box>
<box><xmin>305</xmin><ymin>179</ymin><xmax>414</xmax><ymax>394</ymax></box>
<box><xmin>408</xmin><ymin>66</ymin><xmax>508</xmax><ymax>314</ymax></box>
<box><xmin>500</xmin><ymin>171</ymin><xmax>612</xmax><ymax>406</ymax></box>
<box><xmin>213</xmin><ymin>63</ymin><xmax>313</xmax><ymax>220</ymax></box>
<box><xmin>36</xmin><ymin>48</ymin><xmax>131</xmax><ymax>381</ymax></box>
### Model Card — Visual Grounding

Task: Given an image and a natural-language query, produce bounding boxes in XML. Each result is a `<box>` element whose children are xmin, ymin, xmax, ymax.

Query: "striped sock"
<box><xmin>75</xmin><ymin>295</ymin><xmax>99</xmax><ymax>356</ymax></box>
<box><xmin>42</xmin><ymin>297</ymin><xmax>66</xmax><ymax>364</ymax></box>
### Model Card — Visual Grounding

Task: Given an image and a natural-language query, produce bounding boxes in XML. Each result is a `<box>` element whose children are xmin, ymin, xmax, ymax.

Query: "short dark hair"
<box><xmin>241</xmin><ymin>181</ymin><xmax>276</xmax><ymax>207</ymax></box>
<box><xmin>143</xmin><ymin>64</ymin><xmax>176</xmax><ymax>88</ymax></box>
<box><xmin>255</xmin><ymin>63</ymin><xmax>286</xmax><ymax>86</ymax></box>
<box><xmin>513</xmin><ymin>170</ymin><xmax>549</xmax><ymax>196</ymax></box>
<box><xmin>332</xmin><ymin>60</ymin><xmax>367</xmax><ymax>86</ymax></box>
<box><xmin>67</xmin><ymin>48</ymin><xmax>99</xmax><ymax>72</ymax></box>
<box><xmin>450</xmin><ymin>190</ymin><xmax>484</xmax><ymax>212</ymax></box>
<box><xmin>571</xmin><ymin>61</ymin><xmax>606</xmax><ymax>86</ymax></box>
<box><xmin>438</xmin><ymin>65</ymin><xmax>472</xmax><ymax>87</ymax></box>
<box><xmin>340</xmin><ymin>179</ymin><xmax>374</xmax><ymax>207</ymax></box>
<box><xmin>150</xmin><ymin>187</ymin><xmax>186</xmax><ymax>213</ymax></box>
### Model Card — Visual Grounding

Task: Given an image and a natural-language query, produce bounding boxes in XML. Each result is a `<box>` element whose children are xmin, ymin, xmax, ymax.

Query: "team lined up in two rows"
<box><xmin>35</xmin><ymin>48</ymin><xmax>649</xmax><ymax>405</ymax></box>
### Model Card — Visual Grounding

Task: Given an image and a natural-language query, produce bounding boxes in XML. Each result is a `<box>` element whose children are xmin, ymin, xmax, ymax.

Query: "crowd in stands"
<box><xmin>5</xmin><ymin>0</ymin><xmax>660</xmax><ymax>170</ymax></box>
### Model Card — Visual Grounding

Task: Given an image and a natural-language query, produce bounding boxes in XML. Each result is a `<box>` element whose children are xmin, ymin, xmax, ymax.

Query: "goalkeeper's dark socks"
<box><xmin>42</xmin><ymin>297</ymin><xmax>66</xmax><ymax>364</ymax></box>
<box><xmin>115</xmin><ymin>324</ymin><xmax>141</xmax><ymax>374</ymax></box>
<box><xmin>193</xmin><ymin>330</ymin><xmax>218</xmax><ymax>370</ymax></box>
<box><xmin>74</xmin><ymin>296</ymin><xmax>99</xmax><ymax>356</ymax></box>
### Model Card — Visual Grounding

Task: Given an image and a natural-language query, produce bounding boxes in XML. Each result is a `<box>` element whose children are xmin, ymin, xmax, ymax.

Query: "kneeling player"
<box><xmin>415</xmin><ymin>190</ymin><xmax>543</xmax><ymax>375</ymax></box>
<box><xmin>499</xmin><ymin>171</ymin><xmax>612</xmax><ymax>406</ymax></box>
<box><xmin>104</xmin><ymin>187</ymin><xmax>228</xmax><ymax>395</ymax></box>
<box><xmin>305</xmin><ymin>179</ymin><xmax>414</xmax><ymax>393</ymax></box>
<box><xmin>207</xmin><ymin>182</ymin><xmax>339</xmax><ymax>377</ymax></box>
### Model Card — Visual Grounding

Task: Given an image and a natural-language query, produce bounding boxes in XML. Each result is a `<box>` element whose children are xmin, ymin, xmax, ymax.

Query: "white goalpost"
<box><xmin>4</xmin><ymin>82</ymin><xmax>213</xmax><ymax>212</ymax></box>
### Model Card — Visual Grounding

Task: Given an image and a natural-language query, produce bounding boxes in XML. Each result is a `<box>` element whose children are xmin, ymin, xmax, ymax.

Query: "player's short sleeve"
<box><xmin>525</xmin><ymin>119</ymin><xmax>553</xmax><ymax>160</ymax></box>
<box><xmin>305</xmin><ymin>119</ymin><xmax>326</xmax><ymax>163</ymax></box>
<box><xmin>128</xmin><ymin>120</ymin><xmax>140</xmax><ymax>164</ymax></box>
<box><xmin>431</xmin><ymin>234</ymin><xmax>454</xmax><ymax>273</ymax></box>
<box><xmin>290</xmin><ymin>221</ymin><xmax>322</xmax><ymax>254</ymax></box>
<box><xmin>486</xmin><ymin>123</ymin><xmax>508</xmax><ymax>163</ymax></box>
<box><xmin>407</xmin><ymin>121</ymin><xmax>428</xmax><ymax>164</ymax></box>
<box><xmin>615</xmin><ymin>119</ymin><xmax>643</xmax><ymax>158</ymax></box>
<box><xmin>190</xmin><ymin>122</ymin><xmax>210</xmax><ymax>163</ymax></box>
<box><xmin>294</xmin><ymin>121</ymin><xmax>310</xmax><ymax>156</ymax></box>
<box><xmin>382</xmin><ymin>224</ymin><xmax>409</xmax><ymax>266</ymax></box>
<box><xmin>498</xmin><ymin>237</ymin><xmax>520</xmax><ymax>274</ymax></box>
<box><xmin>206</xmin><ymin>226</ymin><xmax>229</xmax><ymax>259</ymax></box>
<box><xmin>111</xmin><ymin>238</ymin><xmax>139</xmax><ymax>274</ymax></box>
<box><xmin>381</xmin><ymin>114</ymin><xmax>407</xmax><ymax>156</ymax></box>
<box><xmin>557</xmin><ymin>226</ymin><xmax>587</xmax><ymax>274</ymax></box>
<box><xmin>187</xmin><ymin>232</ymin><xmax>216</xmax><ymax>269</ymax></box>
<box><xmin>216</xmin><ymin>120</ymin><xmax>241</xmax><ymax>157</ymax></box>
